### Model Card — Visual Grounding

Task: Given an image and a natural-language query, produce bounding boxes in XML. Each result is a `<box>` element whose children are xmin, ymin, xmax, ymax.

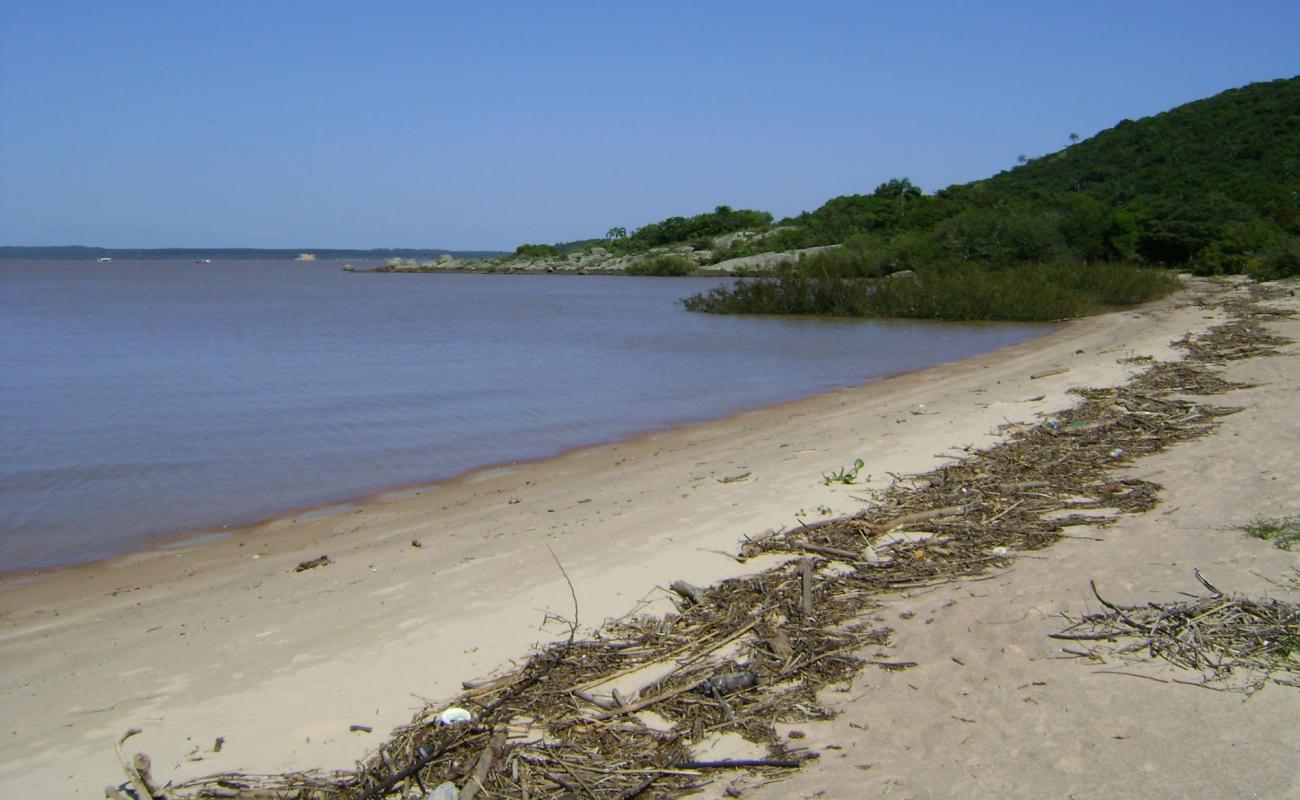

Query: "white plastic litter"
<box><xmin>426</xmin><ymin>782</ymin><xmax>459</xmax><ymax>800</ymax></box>
<box><xmin>436</xmin><ymin>707</ymin><xmax>473</xmax><ymax>726</ymax></box>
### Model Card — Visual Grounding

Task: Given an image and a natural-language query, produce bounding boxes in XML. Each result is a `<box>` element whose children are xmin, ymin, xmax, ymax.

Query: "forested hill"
<box><xmin>961</xmin><ymin>72</ymin><xmax>1294</xmax><ymax>269</ymax></box>
<box><xmin>977</xmin><ymin>77</ymin><xmax>1298</xmax><ymax>218</ymax></box>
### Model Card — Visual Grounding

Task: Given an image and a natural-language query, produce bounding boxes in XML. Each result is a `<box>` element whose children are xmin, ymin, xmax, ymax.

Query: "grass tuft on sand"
<box><xmin>1241</xmin><ymin>515</ymin><xmax>1300</xmax><ymax>551</ymax></box>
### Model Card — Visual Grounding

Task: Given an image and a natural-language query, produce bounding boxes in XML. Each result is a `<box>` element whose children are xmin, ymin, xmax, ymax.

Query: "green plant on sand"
<box><xmin>823</xmin><ymin>458</ymin><xmax>865</xmax><ymax>485</ymax></box>
<box><xmin>1240</xmin><ymin>516</ymin><xmax>1300</xmax><ymax>551</ymax></box>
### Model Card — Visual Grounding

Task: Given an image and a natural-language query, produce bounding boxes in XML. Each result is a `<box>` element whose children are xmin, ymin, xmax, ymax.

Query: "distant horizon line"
<box><xmin>0</xmin><ymin>244</ymin><xmax>511</xmax><ymax>259</ymax></box>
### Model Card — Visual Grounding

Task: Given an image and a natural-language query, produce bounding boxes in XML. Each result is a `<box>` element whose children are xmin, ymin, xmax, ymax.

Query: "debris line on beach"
<box><xmin>124</xmin><ymin>283</ymin><xmax>1295</xmax><ymax>800</ymax></box>
<box><xmin>1052</xmin><ymin>571</ymin><xmax>1300</xmax><ymax>693</ymax></box>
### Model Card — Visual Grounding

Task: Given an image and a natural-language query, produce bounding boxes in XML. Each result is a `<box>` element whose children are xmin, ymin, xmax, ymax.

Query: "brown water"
<box><xmin>0</xmin><ymin>259</ymin><xmax>1056</xmax><ymax>571</ymax></box>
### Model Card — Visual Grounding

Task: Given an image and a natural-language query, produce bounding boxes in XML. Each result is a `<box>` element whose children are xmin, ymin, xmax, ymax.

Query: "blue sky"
<box><xmin>1</xmin><ymin>1</ymin><xmax>1296</xmax><ymax>250</ymax></box>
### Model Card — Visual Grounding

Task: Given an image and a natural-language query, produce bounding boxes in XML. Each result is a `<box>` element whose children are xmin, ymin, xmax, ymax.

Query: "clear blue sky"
<box><xmin>1</xmin><ymin>1</ymin><xmax>1297</xmax><ymax>250</ymax></box>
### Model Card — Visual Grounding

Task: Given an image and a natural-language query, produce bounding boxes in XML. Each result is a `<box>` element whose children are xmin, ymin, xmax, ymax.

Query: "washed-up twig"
<box><xmin>676</xmin><ymin>759</ymin><xmax>803</xmax><ymax>769</ymax></box>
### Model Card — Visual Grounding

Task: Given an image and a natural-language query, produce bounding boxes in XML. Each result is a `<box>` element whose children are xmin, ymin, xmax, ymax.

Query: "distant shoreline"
<box><xmin>0</xmin><ymin>246</ymin><xmax>508</xmax><ymax>261</ymax></box>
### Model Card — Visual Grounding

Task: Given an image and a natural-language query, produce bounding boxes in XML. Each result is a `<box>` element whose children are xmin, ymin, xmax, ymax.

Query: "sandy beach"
<box><xmin>2</xmin><ymin>277</ymin><xmax>1296</xmax><ymax>799</ymax></box>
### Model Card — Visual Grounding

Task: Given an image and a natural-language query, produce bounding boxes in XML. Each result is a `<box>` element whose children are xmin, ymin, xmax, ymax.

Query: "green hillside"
<box><xmin>684</xmin><ymin>76</ymin><xmax>1299</xmax><ymax>320</ymax></box>
<box><xmin>972</xmin><ymin>75</ymin><xmax>1300</xmax><ymax>269</ymax></box>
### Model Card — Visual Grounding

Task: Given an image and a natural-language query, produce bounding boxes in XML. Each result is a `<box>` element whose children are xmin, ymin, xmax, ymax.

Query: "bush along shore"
<box><xmin>119</xmin><ymin>282</ymin><xmax>1299</xmax><ymax>800</ymax></box>
<box><xmin>361</xmin><ymin>76</ymin><xmax>1298</xmax><ymax>323</ymax></box>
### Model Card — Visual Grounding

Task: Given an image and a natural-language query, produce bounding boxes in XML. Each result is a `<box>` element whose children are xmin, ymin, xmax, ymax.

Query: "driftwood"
<box><xmin>585</xmin><ymin>684</ymin><xmax>699</xmax><ymax>721</ymax></box>
<box><xmin>1053</xmin><ymin>573</ymin><xmax>1300</xmax><ymax>693</ymax></box>
<box><xmin>1030</xmin><ymin>366</ymin><xmax>1071</xmax><ymax>380</ymax></box>
<box><xmin>460</xmin><ymin>729</ymin><xmax>506</xmax><ymax>800</ymax></box>
<box><xmin>800</xmin><ymin>559</ymin><xmax>814</xmax><ymax>619</ymax></box>
<box><xmin>669</xmin><ymin>580</ymin><xmax>707</xmax><ymax>607</ymax></box>
<box><xmin>794</xmin><ymin>542</ymin><xmax>860</xmax><ymax>561</ymax></box>
<box><xmin>113</xmin><ymin>729</ymin><xmax>155</xmax><ymax>800</ymax></box>
<box><xmin>872</xmin><ymin>504</ymin><xmax>972</xmax><ymax>535</ymax></box>
<box><xmin>677</xmin><ymin>759</ymin><xmax>802</xmax><ymax>769</ymax></box>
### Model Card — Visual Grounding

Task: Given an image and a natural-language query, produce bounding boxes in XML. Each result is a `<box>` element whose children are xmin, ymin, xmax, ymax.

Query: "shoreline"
<box><xmin>0</xmin><ymin>368</ymin><xmax>985</xmax><ymax>583</ymax></box>
<box><xmin>0</xmin><ymin>279</ymin><xmax>1269</xmax><ymax>796</ymax></box>
<box><xmin>0</xmin><ymin>321</ymin><xmax>1051</xmax><ymax>582</ymax></box>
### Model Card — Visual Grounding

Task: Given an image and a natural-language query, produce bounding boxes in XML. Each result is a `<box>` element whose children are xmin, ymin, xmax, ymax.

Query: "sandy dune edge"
<box><xmin>1</xmin><ymin>278</ymin><xmax>1292</xmax><ymax>797</ymax></box>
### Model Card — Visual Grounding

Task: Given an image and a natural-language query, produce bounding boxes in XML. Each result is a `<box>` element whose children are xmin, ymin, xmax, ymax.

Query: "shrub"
<box><xmin>514</xmin><ymin>243</ymin><xmax>561</xmax><ymax>259</ymax></box>
<box><xmin>683</xmin><ymin>262</ymin><xmax>1180</xmax><ymax>321</ymax></box>
<box><xmin>617</xmin><ymin>206</ymin><xmax>773</xmax><ymax>252</ymax></box>
<box><xmin>624</xmin><ymin>255</ymin><xmax>698</xmax><ymax>277</ymax></box>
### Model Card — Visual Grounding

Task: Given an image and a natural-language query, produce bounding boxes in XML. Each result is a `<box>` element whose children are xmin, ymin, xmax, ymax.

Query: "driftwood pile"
<box><xmin>121</xmin><ymin>283</ymin><xmax>1295</xmax><ymax>800</ymax></box>
<box><xmin>1051</xmin><ymin>571</ymin><xmax>1300</xmax><ymax>693</ymax></box>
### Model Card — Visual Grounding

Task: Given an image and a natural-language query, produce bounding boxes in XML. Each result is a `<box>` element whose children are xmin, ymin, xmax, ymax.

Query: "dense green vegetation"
<box><xmin>683</xmin><ymin>263</ymin><xmax>1180</xmax><ymax>321</ymax></box>
<box><xmin>684</xmin><ymin>76</ymin><xmax>1299</xmax><ymax>320</ymax></box>
<box><xmin>613</xmin><ymin>205</ymin><xmax>773</xmax><ymax>253</ymax></box>
<box><xmin>624</xmin><ymin>254</ymin><xmax>698</xmax><ymax>276</ymax></box>
<box><xmin>514</xmin><ymin>243</ymin><xmax>562</xmax><ymax>259</ymax></box>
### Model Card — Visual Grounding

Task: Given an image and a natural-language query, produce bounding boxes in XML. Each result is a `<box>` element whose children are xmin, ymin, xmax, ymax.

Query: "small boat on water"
<box><xmin>195</xmin><ymin>258</ymin><xmax>211</xmax><ymax>264</ymax></box>
<box><xmin>97</xmin><ymin>257</ymin><xmax>112</xmax><ymax>263</ymax></box>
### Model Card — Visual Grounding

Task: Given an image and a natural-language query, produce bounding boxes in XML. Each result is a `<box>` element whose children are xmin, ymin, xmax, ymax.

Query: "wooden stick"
<box><xmin>800</xmin><ymin>558</ymin><xmax>814</xmax><ymax>619</ymax></box>
<box><xmin>584</xmin><ymin>684</ymin><xmax>698</xmax><ymax>721</ymax></box>
<box><xmin>669</xmin><ymin>580</ymin><xmax>707</xmax><ymax>607</ymax></box>
<box><xmin>462</xmin><ymin>671</ymin><xmax>521</xmax><ymax>693</ymax></box>
<box><xmin>574</xmin><ymin>689</ymin><xmax>614</xmax><ymax>709</ymax></box>
<box><xmin>618</xmin><ymin>775</ymin><xmax>659</xmax><ymax>799</ymax></box>
<box><xmin>873</xmin><ymin>504</ymin><xmax>971</xmax><ymax>534</ymax></box>
<box><xmin>113</xmin><ymin>729</ymin><xmax>154</xmax><ymax>800</ymax></box>
<box><xmin>795</xmin><ymin>513</ymin><xmax>861</xmax><ymax>533</ymax></box>
<box><xmin>675</xmin><ymin>759</ymin><xmax>802</xmax><ymax>769</ymax></box>
<box><xmin>461</xmin><ymin>729</ymin><xmax>507</xmax><ymax>800</ymax></box>
<box><xmin>999</xmin><ymin>480</ymin><xmax>1050</xmax><ymax>491</ymax></box>
<box><xmin>710</xmin><ymin>683</ymin><xmax>736</xmax><ymax>722</ymax></box>
<box><xmin>1030</xmin><ymin>366</ymin><xmax>1070</xmax><ymax>380</ymax></box>
<box><xmin>739</xmin><ymin>529</ymin><xmax>782</xmax><ymax>556</ymax></box>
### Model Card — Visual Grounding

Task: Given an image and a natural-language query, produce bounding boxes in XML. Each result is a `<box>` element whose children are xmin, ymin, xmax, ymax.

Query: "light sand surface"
<box><xmin>738</xmin><ymin>288</ymin><xmax>1300</xmax><ymax>800</ymax></box>
<box><xmin>1</xmin><ymin>278</ymin><xmax>1295</xmax><ymax>798</ymax></box>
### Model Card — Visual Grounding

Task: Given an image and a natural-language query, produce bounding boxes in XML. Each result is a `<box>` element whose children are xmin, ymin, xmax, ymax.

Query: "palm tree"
<box><xmin>1069</xmin><ymin>132</ymin><xmax>1080</xmax><ymax>144</ymax></box>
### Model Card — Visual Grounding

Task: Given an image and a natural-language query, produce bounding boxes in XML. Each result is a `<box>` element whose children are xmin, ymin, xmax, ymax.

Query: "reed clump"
<box><xmin>683</xmin><ymin>262</ymin><xmax>1181</xmax><ymax>321</ymax></box>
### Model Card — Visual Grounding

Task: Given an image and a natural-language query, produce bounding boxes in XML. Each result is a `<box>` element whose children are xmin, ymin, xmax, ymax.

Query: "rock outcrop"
<box><xmin>366</xmin><ymin>229</ymin><xmax>834</xmax><ymax>276</ymax></box>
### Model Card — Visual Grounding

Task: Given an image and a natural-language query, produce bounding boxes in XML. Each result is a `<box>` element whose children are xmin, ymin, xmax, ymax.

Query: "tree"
<box><xmin>1069</xmin><ymin>132</ymin><xmax>1080</xmax><ymax>144</ymax></box>
<box><xmin>872</xmin><ymin>178</ymin><xmax>923</xmax><ymax>209</ymax></box>
<box><xmin>1017</xmin><ymin>154</ymin><xmax>1029</xmax><ymax>165</ymax></box>
<box><xmin>605</xmin><ymin>226</ymin><xmax>627</xmax><ymax>241</ymax></box>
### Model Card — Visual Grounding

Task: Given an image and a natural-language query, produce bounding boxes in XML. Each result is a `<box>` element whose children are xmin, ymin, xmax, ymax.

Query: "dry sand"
<box><xmin>1</xmin><ymin>278</ymin><xmax>1296</xmax><ymax>798</ymax></box>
